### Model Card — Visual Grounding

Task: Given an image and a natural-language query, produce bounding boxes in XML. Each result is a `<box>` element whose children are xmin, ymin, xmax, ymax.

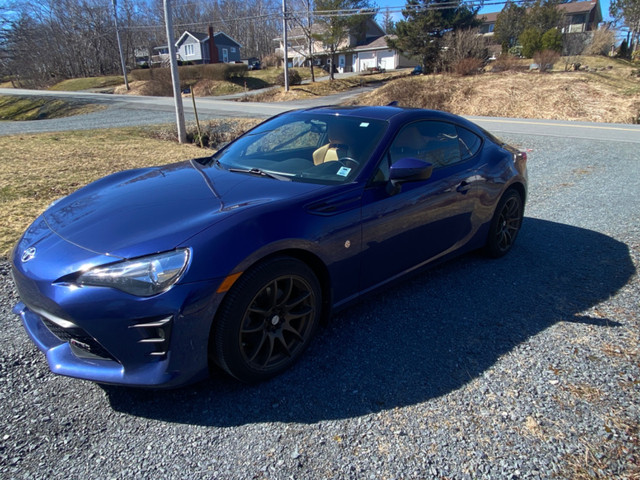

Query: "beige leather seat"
<box><xmin>313</xmin><ymin>122</ymin><xmax>351</xmax><ymax>165</ymax></box>
<box><xmin>313</xmin><ymin>144</ymin><xmax>341</xmax><ymax>165</ymax></box>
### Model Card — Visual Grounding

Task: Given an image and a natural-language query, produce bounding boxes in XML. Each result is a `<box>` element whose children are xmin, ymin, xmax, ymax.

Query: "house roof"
<box><xmin>353</xmin><ymin>35</ymin><xmax>393</xmax><ymax>52</ymax></box>
<box><xmin>175</xmin><ymin>31</ymin><xmax>243</xmax><ymax>49</ymax></box>
<box><xmin>213</xmin><ymin>32</ymin><xmax>243</xmax><ymax>48</ymax></box>
<box><xmin>479</xmin><ymin>11</ymin><xmax>499</xmax><ymax>23</ymax></box>
<box><xmin>559</xmin><ymin>1</ymin><xmax>600</xmax><ymax>15</ymax></box>
<box><xmin>478</xmin><ymin>0</ymin><xmax>601</xmax><ymax>24</ymax></box>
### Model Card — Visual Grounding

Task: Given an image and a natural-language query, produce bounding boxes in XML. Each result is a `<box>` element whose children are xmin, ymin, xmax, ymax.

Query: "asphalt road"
<box><xmin>2</xmin><ymin>87</ymin><xmax>640</xmax><ymax>144</ymax></box>
<box><xmin>0</xmin><ymin>92</ymin><xmax>639</xmax><ymax>478</ymax></box>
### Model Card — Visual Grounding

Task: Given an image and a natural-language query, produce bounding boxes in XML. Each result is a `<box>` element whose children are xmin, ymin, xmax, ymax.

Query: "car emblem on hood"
<box><xmin>21</xmin><ymin>247</ymin><xmax>36</xmax><ymax>263</ymax></box>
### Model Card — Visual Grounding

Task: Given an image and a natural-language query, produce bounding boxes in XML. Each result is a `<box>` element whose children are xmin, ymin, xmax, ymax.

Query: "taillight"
<box><xmin>516</xmin><ymin>151</ymin><xmax>527</xmax><ymax>164</ymax></box>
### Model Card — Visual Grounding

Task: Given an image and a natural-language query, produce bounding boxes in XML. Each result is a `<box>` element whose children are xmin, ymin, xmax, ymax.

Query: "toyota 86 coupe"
<box><xmin>11</xmin><ymin>105</ymin><xmax>527</xmax><ymax>387</ymax></box>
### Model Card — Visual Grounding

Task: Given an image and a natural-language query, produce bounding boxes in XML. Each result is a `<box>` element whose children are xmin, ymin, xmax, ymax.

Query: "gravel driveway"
<box><xmin>1</xmin><ymin>133</ymin><xmax>638</xmax><ymax>479</ymax></box>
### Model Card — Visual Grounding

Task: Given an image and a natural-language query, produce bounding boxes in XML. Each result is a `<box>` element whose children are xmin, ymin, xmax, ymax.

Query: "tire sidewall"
<box><xmin>212</xmin><ymin>256</ymin><xmax>321</xmax><ymax>383</ymax></box>
<box><xmin>485</xmin><ymin>189</ymin><xmax>524</xmax><ymax>258</ymax></box>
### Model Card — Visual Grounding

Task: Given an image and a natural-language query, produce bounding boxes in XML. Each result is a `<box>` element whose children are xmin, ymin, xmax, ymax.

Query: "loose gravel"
<box><xmin>1</xmin><ymin>133</ymin><xmax>638</xmax><ymax>479</ymax></box>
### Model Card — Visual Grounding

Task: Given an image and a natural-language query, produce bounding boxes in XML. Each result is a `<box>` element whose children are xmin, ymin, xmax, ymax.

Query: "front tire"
<box><xmin>212</xmin><ymin>257</ymin><xmax>321</xmax><ymax>383</ymax></box>
<box><xmin>485</xmin><ymin>189</ymin><xmax>524</xmax><ymax>258</ymax></box>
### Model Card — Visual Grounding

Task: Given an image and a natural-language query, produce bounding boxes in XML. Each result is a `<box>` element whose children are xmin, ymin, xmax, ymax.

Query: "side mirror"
<box><xmin>390</xmin><ymin>157</ymin><xmax>433</xmax><ymax>182</ymax></box>
<box><xmin>387</xmin><ymin>158</ymin><xmax>433</xmax><ymax>195</ymax></box>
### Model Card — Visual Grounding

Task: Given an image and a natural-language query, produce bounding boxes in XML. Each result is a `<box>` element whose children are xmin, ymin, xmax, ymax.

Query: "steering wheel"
<box><xmin>339</xmin><ymin>157</ymin><xmax>360</xmax><ymax>169</ymax></box>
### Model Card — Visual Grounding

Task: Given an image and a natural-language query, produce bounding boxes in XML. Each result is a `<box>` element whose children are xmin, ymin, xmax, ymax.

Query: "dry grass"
<box><xmin>352</xmin><ymin>68</ymin><xmax>640</xmax><ymax>124</ymax></box>
<box><xmin>0</xmin><ymin>96</ymin><xmax>105</xmax><ymax>120</ymax></box>
<box><xmin>562</xmin><ymin>414</ymin><xmax>640</xmax><ymax>480</ymax></box>
<box><xmin>347</xmin><ymin>56</ymin><xmax>640</xmax><ymax>124</ymax></box>
<box><xmin>243</xmin><ymin>71</ymin><xmax>407</xmax><ymax>102</ymax></box>
<box><xmin>0</xmin><ymin>129</ymin><xmax>203</xmax><ymax>258</ymax></box>
<box><xmin>48</xmin><ymin>76</ymin><xmax>124</xmax><ymax>91</ymax></box>
<box><xmin>113</xmin><ymin>67</ymin><xmax>319</xmax><ymax>97</ymax></box>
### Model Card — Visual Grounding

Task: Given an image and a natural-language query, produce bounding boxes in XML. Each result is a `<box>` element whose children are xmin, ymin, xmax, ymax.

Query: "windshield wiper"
<box><xmin>228</xmin><ymin>167</ymin><xmax>291</xmax><ymax>181</ymax></box>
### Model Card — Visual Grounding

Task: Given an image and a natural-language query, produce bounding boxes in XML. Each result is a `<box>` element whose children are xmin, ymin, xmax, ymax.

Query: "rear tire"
<box><xmin>484</xmin><ymin>189</ymin><xmax>524</xmax><ymax>258</ymax></box>
<box><xmin>212</xmin><ymin>256</ymin><xmax>321</xmax><ymax>383</ymax></box>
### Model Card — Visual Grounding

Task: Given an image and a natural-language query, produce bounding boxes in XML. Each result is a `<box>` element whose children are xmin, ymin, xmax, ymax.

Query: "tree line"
<box><xmin>1</xmin><ymin>0</ymin><xmax>638</xmax><ymax>88</ymax></box>
<box><xmin>0</xmin><ymin>0</ymin><xmax>284</xmax><ymax>87</ymax></box>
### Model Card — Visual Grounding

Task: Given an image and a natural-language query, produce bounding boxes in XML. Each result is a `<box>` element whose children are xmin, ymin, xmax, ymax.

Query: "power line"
<box><xmin>122</xmin><ymin>0</ymin><xmax>517</xmax><ymax>32</ymax></box>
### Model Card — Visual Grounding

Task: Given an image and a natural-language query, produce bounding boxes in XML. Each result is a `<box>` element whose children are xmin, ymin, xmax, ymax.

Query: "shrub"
<box><xmin>262</xmin><ymin>54</ymin><xmax>280</xmax><ymax>68</ymax></box>
<box><xmin>508</xmin><ymin>45</ymin><xmax>523</xmax><ymax>57</ymax></box>
<box><xmin>130</xmin><ymin>63</ymin><xmax>247</xmax><ymax>84</ymax></box>
<box><xmin>453</xmin><ymin>57</ymin><xmax>484</xmax><ymax>76</ymax></box>
<box><xmin>492</xmin><ymin>54</ymin><xmax>522</xmax><ymax>72</ymax></box>
<box><xmin>533</xmin><ymin>49</ymin><xmax>560</xmax><ymax>73</ymax></box>
<box><xmin>276</xmin><ymin>69</ymin><xmax>302</xmax><ymax>86</ymax></box>
<box><xmin>584</xmin><ymin>27</ymin><xmax>616</xmax><ymax>56</ymax></box>
<box><xmin>618</xmin><ymin>39</ymin><xmax>630</xmax><ymax>59</ymax></box>
<box><xmin>519</xmin><ymin>27</ymin><xmax>542</xmax><ymax>58</ymax></box>
<box><xmin>439</xmin><ymin>28</ymin><xmax>487</xmax><ymax>72</ymax></box>
<box><xmin>541</xmin><ymin>28</ymin><xmax>562</xmax><ymax>52</ymax></box>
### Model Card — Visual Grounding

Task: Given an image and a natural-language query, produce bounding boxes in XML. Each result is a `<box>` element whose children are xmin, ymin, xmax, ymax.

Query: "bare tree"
<box><xmin>2</xmin><ymin>0</ymin><xmax>283</xmax><ymax>85</ymax></box>
<box><xmin>314</xmin><ymin>0</ymin><xmax>375</xmax><ymax>80</ymax></box>
<box><xmin>439</xmin><ymin>27</ymin><xmax>487</xmax><ymax>72</ymax></box>
<box><xmin>289</xmin><ymin>0</ymin><xmax>318</xmax><ymax>81</ymax></box>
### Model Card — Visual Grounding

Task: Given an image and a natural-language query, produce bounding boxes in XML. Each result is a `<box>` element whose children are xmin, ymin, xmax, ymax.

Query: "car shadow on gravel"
<box><xmin>104</xmin><ymin>218</ymin><xmax>635</xmax><ymax>426</ymax></box>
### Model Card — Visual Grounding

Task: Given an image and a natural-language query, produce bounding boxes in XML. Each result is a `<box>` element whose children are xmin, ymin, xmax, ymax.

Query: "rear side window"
<box><xmin>457</xmin><ymin>127</ymin><xmax>482</xmax><ymax>161</ymax></box>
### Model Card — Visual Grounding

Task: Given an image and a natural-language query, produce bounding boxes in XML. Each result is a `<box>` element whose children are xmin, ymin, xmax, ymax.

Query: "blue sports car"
<box><xmin>11</xmin><ymin>106</ymin><xmax>527</xmax><ymax>387</ymax></box>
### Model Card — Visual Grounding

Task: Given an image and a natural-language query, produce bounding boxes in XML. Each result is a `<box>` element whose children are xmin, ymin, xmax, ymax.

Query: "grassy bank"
<box><xmin>0</xmin><ymin>96</ymin><xmax>104</xmax><ymax>120</ymax></box>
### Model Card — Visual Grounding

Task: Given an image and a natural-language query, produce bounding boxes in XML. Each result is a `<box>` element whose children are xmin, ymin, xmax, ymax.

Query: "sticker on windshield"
<box><xmin>337</xmin><ymin>166</ymin><xmax>351</xmax><ymax>177</ymax></box>
<box><xmin>359</xmin><ymin>122</ymin><xmax>370</xmax><ymax>127</ymax></box>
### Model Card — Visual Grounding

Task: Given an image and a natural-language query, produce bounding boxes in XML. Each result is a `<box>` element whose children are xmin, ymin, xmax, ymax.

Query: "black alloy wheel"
<box><xmin>485</xmin><ymin>189</ymin><xmax>524</xmax><ymax>258</ymax></box>
<box><xmin>212</xmin><ymin>257</ymin><xmax>321</xmax><ymax>383</ymax></box>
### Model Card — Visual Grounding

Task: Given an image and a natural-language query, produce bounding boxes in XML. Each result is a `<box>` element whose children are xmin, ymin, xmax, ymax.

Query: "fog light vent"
<box><xmin>130</xmin><ymin>316</ymin><xmax>173</xmax><ymax>358</ymax></box>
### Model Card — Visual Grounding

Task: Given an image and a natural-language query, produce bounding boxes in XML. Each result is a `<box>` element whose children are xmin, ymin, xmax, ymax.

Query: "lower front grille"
<box><xmin>41</xmin><ymin>317</ymin><xmax>116</xmax><ymax>361</ymax></box>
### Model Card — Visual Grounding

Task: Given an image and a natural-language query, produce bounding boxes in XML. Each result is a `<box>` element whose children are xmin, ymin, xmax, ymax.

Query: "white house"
<box><xmin>274</xmin><ymin>19</ymin><xmax>417</xmax><ymax>72</ymax></box>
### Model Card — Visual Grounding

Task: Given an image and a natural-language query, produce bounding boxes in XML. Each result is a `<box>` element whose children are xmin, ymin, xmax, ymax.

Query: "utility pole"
<box><xmin>282</xmin><ymin>0</ymin><xmax>289</xmax><ymax>92</ymax></box>
<box><xmin>111</xmin><ymin>0</ymin><xmax>129</xmax><ymax>90</ymax></box>
<box><xmin>307</xmin><ymin>0</ymin><xmax>315</xmax><ymax>82</ymax></box>
<box><xmin>163</xmin><ymin>0</ymin><xmax>186</xmax><ymax>144</ymax></box>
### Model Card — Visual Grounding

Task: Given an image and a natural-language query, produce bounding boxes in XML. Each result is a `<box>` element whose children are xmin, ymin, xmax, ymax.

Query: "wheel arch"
<box><xmin>507</xmin><ymin>181</ymin><xmax>526</xmax><ymax>205</ymax></box>
<box><xmin>245</xmin><ymin>248</ymin><xmax>333</xmax><ymax>325</ymax></box>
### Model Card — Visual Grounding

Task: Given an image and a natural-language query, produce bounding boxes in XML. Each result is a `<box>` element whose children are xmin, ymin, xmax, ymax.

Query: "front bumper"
<box><xmin>12</xmin><ymin>277</ymin><xmax>224</xmax><ymax>388</ymax></box>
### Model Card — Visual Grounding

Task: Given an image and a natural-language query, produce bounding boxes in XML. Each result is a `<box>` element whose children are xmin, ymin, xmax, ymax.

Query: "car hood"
<box><xmin>42</xmin><ymin>159</ymin><xmax>325</xmax><ymax>258</ymax></box>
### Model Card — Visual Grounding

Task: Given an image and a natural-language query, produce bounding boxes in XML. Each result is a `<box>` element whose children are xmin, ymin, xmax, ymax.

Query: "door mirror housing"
<box><xmin>389</xmin><ymin>157</ymin><xmax>433</xmax><ymax>184</ymax></box>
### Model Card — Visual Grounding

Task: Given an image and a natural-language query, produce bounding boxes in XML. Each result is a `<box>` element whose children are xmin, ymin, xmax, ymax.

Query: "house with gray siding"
<box><xmin>175</xmin><ymin>29</ymin><xmax>242</xmax><ymax>64</ymax></box>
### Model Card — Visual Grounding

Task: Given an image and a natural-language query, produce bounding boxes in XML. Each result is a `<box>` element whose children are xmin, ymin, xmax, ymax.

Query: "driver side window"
<box><xmin>372</xmin><ymin>121</ymin><xmax>464</xmax><ymax>183</ymax></box>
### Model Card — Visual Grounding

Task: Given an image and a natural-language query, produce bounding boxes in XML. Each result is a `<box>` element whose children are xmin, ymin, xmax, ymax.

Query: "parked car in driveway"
<box><xmin>11</xmin><ymin>106</ymin><xmax>527</xmax><ymax>388</ymax></box>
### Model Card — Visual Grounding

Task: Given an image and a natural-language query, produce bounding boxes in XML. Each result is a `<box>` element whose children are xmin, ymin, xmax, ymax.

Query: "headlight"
<box><xmin>75</xmin><ymin>249</ymin><xmax>191</xmax><ymax>297</ymax></box>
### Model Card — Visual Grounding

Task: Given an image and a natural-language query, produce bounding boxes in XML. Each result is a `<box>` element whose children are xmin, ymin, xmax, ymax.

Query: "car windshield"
<box><xmin>211</xmin><ymin>112</ymin><xmax>388</xmax><ymax>184</ymax></box>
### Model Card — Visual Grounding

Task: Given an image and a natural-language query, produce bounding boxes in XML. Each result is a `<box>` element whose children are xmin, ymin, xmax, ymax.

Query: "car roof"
<box><xmin>297</xmin><ymin>105</ymin><xmax>467</xmax><ymax>124</ymax></box>
<box><xmin>293</xmin><ymin>105</ymin><xmax>485</xmax><ymax>137</ymax></box>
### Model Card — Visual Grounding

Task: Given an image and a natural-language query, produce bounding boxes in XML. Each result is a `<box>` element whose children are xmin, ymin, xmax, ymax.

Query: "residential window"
<box><xmin>185</xmin><ymin>44</ymin><xmax>194</xmax><ymax>56</ymax></box>
<box><xmin>231</xmin><ymin>47</ymin><xmax>236</xmax><ymax>53</ymax></box>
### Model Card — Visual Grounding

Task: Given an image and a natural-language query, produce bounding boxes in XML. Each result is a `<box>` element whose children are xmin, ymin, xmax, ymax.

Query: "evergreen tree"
<box><xmin>494</xmin><ymin>1</ymin><xmax>527</xmax><ymax>52</ymax></box>
<box><xmin>541</xmin><ymin>27</ymin><xmax>562</xmax><ymax>52</ymax></box>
